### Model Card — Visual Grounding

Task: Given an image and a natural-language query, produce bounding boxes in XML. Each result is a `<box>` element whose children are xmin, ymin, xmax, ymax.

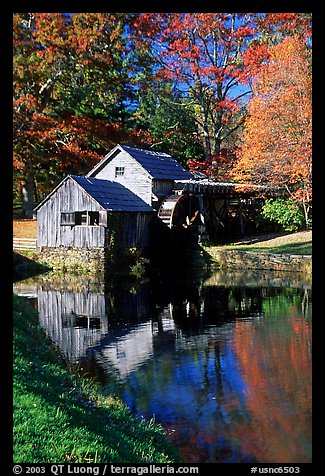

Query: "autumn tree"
<box><xmin>232</xmin><ymin>36</ymin><xmax>312</xmax><ymax>228</ymax></box>
<box><xmin>13</xmin><ymin>13</ymin><xmax>152</xmax><ymax>215</ymax></box>
<box><xmin>132</xmin><ymin>14</ymin><xmax>270</xmax><ymax>160</ymax></box>
<box><xmin>14</xmin><ymin>13</ymin><xmax>312</xmax><ymax>217</ymax></box>
<box><xmin>256</xmin><ymin>13</ymin><xmax>312</xmax><ymax>44</ymax></box>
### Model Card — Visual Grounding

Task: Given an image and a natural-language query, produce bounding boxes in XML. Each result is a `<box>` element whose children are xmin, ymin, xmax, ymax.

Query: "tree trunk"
<box><xmin>21</xmin><ymin>160</ymin><xmax>34</xmax><ymax>217</ymax></box>
<box><xmin>195</xmin><ymin>83</ymin><xmax>212</xmax><ymax>160</ymax></box>
<box><xmin>198</xmin><ymin>102</ymin><xmax>211</xmax><ymax>161</ymax></box>
<box><xmin>203</xmin><ymin>127</ymin><xmax>211</xmax><ymax>160</ymax></box>
<box><xmin>302</xmin><ymin>201</ymin><xmax>311</xmax><ymax>229</ymax></box>
<box><xmin>213</xmin><ymin>137</ymin><xmax>222</xmax><ymax>156</ymax></box>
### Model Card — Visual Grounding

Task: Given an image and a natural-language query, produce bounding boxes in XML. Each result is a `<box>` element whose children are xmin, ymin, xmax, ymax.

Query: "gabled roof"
<box><xmin>87</xmin><ymin>144</ymin><xmax>194</xmax><ymax>180</ymax></box>
<box><xmin>34</xmin><ymin>175</ymin><xmax>154</xmax><ymax>213</ymax></box>
<box><xmin>71</xmin><ymin>176</ymin><xmax>154</xmax><ymax>212</ymax></box>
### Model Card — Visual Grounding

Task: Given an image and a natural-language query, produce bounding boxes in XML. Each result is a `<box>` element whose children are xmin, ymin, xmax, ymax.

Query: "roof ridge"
<box><xmin>120</xmin><ymin>144</ymin><xmax>172</xmax><ymax>157</ymax></box>
<box><xmin>71</xmin><ymin>174</ymin><xmax>116</xmax><ymax>184</ymax></box>
<box><xmin>87</xmin><ymin>144</ymin><xmax>194</xmax><ymax>180</ymax></box>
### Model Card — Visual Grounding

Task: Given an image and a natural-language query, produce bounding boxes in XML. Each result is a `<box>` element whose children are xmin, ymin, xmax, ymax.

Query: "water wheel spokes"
<box><xmin>158</xmin><ymin>194</ymin><xmax>200</xmax><ymax>229</ymax></box>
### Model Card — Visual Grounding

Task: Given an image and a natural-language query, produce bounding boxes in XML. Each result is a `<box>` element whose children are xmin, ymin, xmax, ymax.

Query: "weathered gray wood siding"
<box><xmin>91</xmin><ymin>150</ymin><xmax>152</xmax><ymax>205</ymax></box>
<box><xmin>37</xmin><ymin>288</ymin><xmax>108</xmax><ymax>362</ymax></box>
<box><xmin>36</xmin><ymin>285</ymin><xmax>154</xmax><ymax>371</ymax></box>
<box><xmin>107</xmin><ymin>212</ymin><xmax>153</xmax><ymax>248</ymax></box>
<box><xmin>152</xmin><ymin>180</ymin><xmax>174</xmax><ymax>197</ymax></box>
<box><xmin>37</xmin><ymin>178</ymin><xmax>106</xmax><ymax>248</ymax></box>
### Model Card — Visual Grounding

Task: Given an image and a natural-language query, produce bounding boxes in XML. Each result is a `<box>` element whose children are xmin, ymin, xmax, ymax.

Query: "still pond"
<box><xmin>13</xmin><ymin>269</ymin><xmax>312</xmax><ymax>464</ymax></box>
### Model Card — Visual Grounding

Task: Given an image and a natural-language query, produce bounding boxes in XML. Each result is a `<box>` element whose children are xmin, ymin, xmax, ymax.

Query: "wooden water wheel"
<box><xmin>158</xmin><ymin>194</ymin><xmax>201</xmax><ymax>229</ymax></box>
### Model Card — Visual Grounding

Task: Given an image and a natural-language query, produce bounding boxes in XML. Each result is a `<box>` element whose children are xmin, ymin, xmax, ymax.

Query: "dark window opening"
<box><xmin>60</xmin><ymin>212</ymin><xmax>75</xmax><ymax>226</ymax></box>
<box><xmin>61</xmin><ymin>211</ymin><xmax>100</xmax><ymax>226</ymax></box>
<box><xmin>76</xmin><ymin>211</ymin><xmax>88</xmax><ymax>225</ymax></box>
<box><xmin>88</xmin><ymin>211</ymin><xmax>99</xmax><ymax>225</ymax></box>
<box><xmin>76</xmin><ymin>211</ymin><xmax>100</xmax><ymax>226</ymax></box>
<box><xmin>115</xmin><ymin>166</ymin><xmax>125</xmax><ymax>177</ymax></box>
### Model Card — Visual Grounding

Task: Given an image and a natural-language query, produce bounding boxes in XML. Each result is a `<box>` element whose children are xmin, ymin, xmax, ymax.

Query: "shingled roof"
<box><xmin>34</xmin><ymin>175</ymin><xmax>154</xmax><ymax>213</ymax></box>
<box><xmin>121</xmin><ymin>145</ymin><xmax>193</xmax><ymax>180</ymax></box>
<box><xmin>71</xmin><ymin>176</ymin><xmax>154</xmax><ymax>212</ymax></box>
<box><xmin>87</xmin><ymin>144</ymin><xmax>194</xmax><ymax>180</ymax></box>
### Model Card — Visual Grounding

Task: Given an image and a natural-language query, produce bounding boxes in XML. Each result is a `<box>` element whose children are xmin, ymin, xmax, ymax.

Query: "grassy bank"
<box><xmin>13</xmin><ymin>294</ymin><xmax>181</xmax><ymax>463</ymax></box>
<box><xmin>206</xmin><ymin>231</ymin><xmax>312</xmax><ymax>255</ymax></box>
<box><xmin>196</xmin><ymin>231</ymin><xmax>312</xmax><ymax>276</ymax></box>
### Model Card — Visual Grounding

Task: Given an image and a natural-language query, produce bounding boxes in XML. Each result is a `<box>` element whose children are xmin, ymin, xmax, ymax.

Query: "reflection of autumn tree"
<box><xmin>97</xmin><ymin>284</ymin><xmax>311</xmax><ymax>463</ymax></box>
<box><xmin>230</xmin><ymin>292</ymin><xmax>312</xmax><ymax>463</ymax></box>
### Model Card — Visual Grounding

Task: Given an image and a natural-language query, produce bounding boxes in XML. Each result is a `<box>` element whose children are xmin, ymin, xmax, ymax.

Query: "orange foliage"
<box><xmin>229</xmin><ymin>310</ymin><xmax>312</xmax><ymax>463</ymax></box>
<box><xmin>13</xmin><ymin>13</ymin><xmax>151</xmax><ymax>202</ymax></box>
<box><xmin>232</xmin><ymin>36</ymin><xmax>312</xmax><ymax>207</ymax></box>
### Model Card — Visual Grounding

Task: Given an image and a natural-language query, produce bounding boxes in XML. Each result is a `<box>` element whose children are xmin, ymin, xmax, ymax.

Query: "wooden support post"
<box><xmin>197</xmin><ymin>194</ymin><xmax>205</xmax><ymax>226</ymax></box>
<box><xmin>197</xmin><ymin>193</ymin><xmax>208</xmax><ymax>242</ymax></box>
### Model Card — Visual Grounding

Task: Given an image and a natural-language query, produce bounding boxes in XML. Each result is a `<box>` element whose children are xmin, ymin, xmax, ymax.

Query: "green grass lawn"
<box><xmin>13</xmin><ymin>294</ymin><xmax>181</xmax><ymax>464</ymax></box>
<box><xmin>208</xmin><ymin>231</ymin><xmax>312</xmax><ymax>255</ymax></box>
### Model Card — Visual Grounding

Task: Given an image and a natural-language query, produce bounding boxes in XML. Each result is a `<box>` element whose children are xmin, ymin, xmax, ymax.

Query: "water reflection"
<box><xmin>13</xmin><ymin>270</ymin><xmax>312</xmax><ymax>463</ymax></box>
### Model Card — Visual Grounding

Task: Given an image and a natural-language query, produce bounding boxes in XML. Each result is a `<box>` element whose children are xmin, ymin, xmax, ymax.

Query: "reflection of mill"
<box><xmin>13</xmin><ymin>274</ymin><xmax>312</xmax><ymax>464</ymax></box>
<box><xmin>37</xmin><ymin>289</ymin><xmax>108</xmax><ymax>361</ymax></box>
<box><xmin>31</xmin><ymin>282</ymin><xmax>175</xmax><ymax>378</ymax></box>
<box><xmin>13</xmin><ymin>276</ymin><xmax>271</xmax><ymax>380</ymax></box>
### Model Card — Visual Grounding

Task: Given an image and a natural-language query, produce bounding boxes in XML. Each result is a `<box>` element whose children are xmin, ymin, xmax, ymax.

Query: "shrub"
<box><xmin>260</xmin><ymin>198</ymin><xmax>305</xmax><ymax>232</ymax></box>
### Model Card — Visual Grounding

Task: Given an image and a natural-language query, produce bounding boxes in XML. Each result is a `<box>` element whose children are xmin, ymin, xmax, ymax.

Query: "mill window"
<box><xmin>61</xmin><ymin>211</ymin><xmax>101</xmax><ymax>226</ymax></box>
<box><xmin>115</xmin><ymin>166</ymin><xmax>125</xmax><ymax>177</ymax></box>
<box><xmin>75</xmin><ymin>211</ymin><xmax>100</xmax><ymax>226</ymax></box>
<box><xmin>60</xmin><ymin>212</ymin><xmax>76</xmax><ymax>226</ymax></box>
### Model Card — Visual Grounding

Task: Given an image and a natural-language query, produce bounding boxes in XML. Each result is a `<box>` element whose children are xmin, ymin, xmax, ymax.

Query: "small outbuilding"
<box><xmin>33</xmin><ymin>144</ymin><xmax>199</xmax><ymax>265</ymax></box>
<box><xmin>34</xmin><ymin>174</ymin><xmax>154</xmax><ymax>249</ymax></box>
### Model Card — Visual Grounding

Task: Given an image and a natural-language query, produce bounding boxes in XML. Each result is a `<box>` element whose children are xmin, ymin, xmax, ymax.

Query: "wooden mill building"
<box><xmin>34</xmin><ymin>144</ymin><xmax>195</xmax><ymax>250</ymax></box>
<box><xmin>86</xmin><ymin>143</ymin><xmax>193</xmax><ymax>207</ymax></box>
<box><xmin>34</xmin><ymin>143</ymin><xmax>275</xmax><ymax>251</ymax></box>
<box><xmin>34</xmin><ymin>174</ymin><xmax>154</xmax><ymax>249</ymax></box>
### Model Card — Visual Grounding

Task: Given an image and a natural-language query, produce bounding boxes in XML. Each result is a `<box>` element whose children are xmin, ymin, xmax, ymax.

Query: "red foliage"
<box><xmin>13</xmin><ymin>12</ymin><xmax>312</xmax><ymax>205</ymax></box>
<box><xmin>134</xmin><ymin>13</ymin><xmax>261</xmax><ymax>157</ymax></box>
<box><xmin>187</xmin><ymin>149</ymin><xmax>237</xmax><ymax>181</ymax></box>
<box><xmin>258</xmin><ymin>13</ymin><xmax>312</xmax><ymax>41</ymax></box>
<box><xmin>231</xmin><ymin>309</ymin><xmax>311</xmax><ymax>463</ymax></box>
<box><xmin>13</xmin><ymin>12</ymin><xmax>155</xmax><ymax>201</ymax></box>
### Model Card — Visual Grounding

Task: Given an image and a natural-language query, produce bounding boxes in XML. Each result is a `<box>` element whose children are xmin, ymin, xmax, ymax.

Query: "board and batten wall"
<box><xmin>37</xmin><ymin>177</ymin><xmax>153</xmax><ymax>249</ymax></box>
<box><xmin>151</xmin><ymin>180</ymin><xmax>176</xmax><ymax>211</ymax></box>
<box><xmin>37</xmin><ymin>288</ymin><xmax>108</xmax><ymax>362</ymax></box>
<box><xmin>91</xmin><ymin>150</ymin><xmax>153</xmax><ymax>205</ymax></box>
<box><xmin>109</xmin><ymin>212</ymin><xmax>152</xmax><ymax>248</ymax></box>
<box><xmin>37</xmin><ymin>178</ymin><xmax>106</xmax><ymax>248</ymax></box>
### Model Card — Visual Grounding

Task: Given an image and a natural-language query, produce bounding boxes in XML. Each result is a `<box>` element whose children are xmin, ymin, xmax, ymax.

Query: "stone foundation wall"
<box><xmin>35</xmin><ymin>246</ymin><xmax>312</xmax><ymax>276</ymax></box>
<box><xmin>206</xmin><ymin>249</ymin><xmax>312</xmax><ymax>275</ymax></box>
<box><xmin>37</xmin><ymin>247</ymin><xmax>106</xmax><ymax>274</ymax></box>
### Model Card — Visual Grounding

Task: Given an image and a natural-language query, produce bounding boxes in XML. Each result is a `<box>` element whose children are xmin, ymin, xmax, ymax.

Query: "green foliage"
<box><xmin>106</xmin><ymin>217</ymin><xmax>149</xmax><ymax>282</ymax></box>
<box><xmin>260</xmin><ymin>198</ymin><xmax>305</xmax><ymax>232</ymax></box>
<box><xmin>136</xmin><ymin>86</ymin><xmax>205</xmax><ymax>167</ymax></box>
<box><xmin>129</xmin><ymin>247</ymin><xmax>150</xmax><ymax>281</ymax></box>
<box><xmin>13</xmin><ymin>13</ymin><xmax>312</xmax><ymax>217</ymax></box>
<box><xmin>13</xmin><ymin>294</ymin><xmax>181</xmax><ymax>463</ymax></box>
